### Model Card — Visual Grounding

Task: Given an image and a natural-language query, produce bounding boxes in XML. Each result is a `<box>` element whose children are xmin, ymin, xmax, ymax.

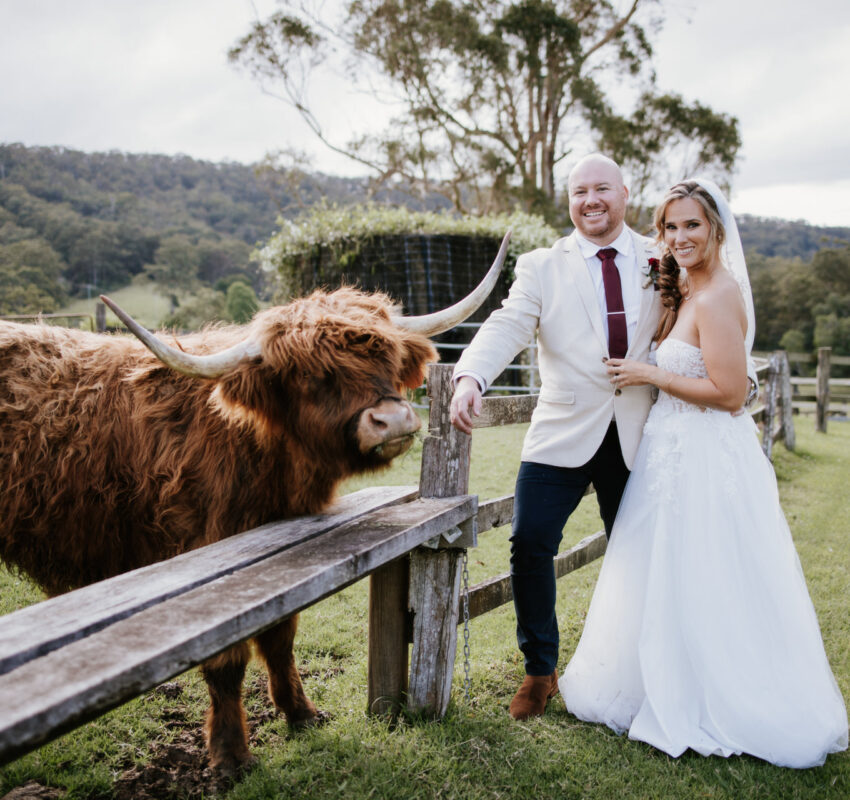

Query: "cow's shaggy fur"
<box><xmin>0</xmin><ymin>287</ymin><xmax>437</xmax><ymax>774</ymax></box>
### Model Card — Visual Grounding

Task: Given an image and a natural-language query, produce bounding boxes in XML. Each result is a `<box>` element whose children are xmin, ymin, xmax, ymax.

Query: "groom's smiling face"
<box><xmin>568</xmin><ymin>158</ymin><xmax>629</xmax><ymax>246</ymax></box>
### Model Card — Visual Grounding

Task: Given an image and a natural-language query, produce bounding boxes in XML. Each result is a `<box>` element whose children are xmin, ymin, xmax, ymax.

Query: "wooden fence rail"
<box><xmin>756</xmin><ymin>347</ymin><xmax>849</xmax><ymax>428</ymax></box>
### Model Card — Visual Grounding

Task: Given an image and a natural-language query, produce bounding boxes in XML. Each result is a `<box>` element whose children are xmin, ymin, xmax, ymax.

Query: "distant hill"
<box><xmin>738</xmin><ymin>214</ymin><xmax>850</xmax><ymax>261</ymax></box>
<box><xmin>1</xmin><ymin>142</ymin><xmax>848</xmax><ymax>318</ymax></box>
<box><xmin>0</xmin><ymin>142</ymin><xmax>371</xmax><ymax>246</ymax></box>
<box><xmin>0</xmin><ymin>143</ymin><xmax>387</xmax><ymax>312</ymax></box>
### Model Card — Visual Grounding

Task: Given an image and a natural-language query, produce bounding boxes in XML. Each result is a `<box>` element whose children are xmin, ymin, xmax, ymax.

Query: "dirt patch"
<box><xmin>112</xmin><ymin>676</ymin><xmax>285</xmax><ymax>799</ymax></box>
<box><xmin>6</xmin><ymin>670</ymin><xmax>338</xmax><ymax>800</ymax></box>
<box><xmin>112</xmin><ymin>728</ymin><xmax>218</xmax><ymax>800</ymax></box>
<box><xmin>1</xmin><ymin>781</ymin><xmax>65</xmax><ymax>800</ymax></box>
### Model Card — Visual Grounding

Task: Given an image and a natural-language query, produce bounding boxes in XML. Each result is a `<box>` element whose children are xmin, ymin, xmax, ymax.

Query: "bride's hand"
<box><xmin>605</xmin><ymin>358</ymin><xmax>660</xmax><ymax>388</ymax></box>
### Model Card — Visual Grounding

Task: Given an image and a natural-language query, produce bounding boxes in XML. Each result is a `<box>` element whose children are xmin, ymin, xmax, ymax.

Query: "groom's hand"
<box><xmin>450</xmin><ymin>376</ymin><xmax>483</xmax><ymax>435</ymax></box>
<box><xmin>732</xmin><ymin>377</ymin><xmax>759</xmax><ymax>416</ymax></box>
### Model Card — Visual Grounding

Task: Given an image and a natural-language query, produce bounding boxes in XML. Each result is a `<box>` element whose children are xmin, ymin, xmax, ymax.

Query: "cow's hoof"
<box><xmin>210</xmin><ymin>752</ymin><xmax>258</xmax><ymax>784</ymax></box>
<box><xmin>290</xmin><ymin>709</ymin><xmax>332</xmax><ymax>731</ymax></box>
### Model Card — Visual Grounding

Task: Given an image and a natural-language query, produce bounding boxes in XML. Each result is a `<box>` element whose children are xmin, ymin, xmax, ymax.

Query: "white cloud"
<box><xmin>653</xmin><ymin>0</ymin><xmax>850</xmax><ymax>199</ymax></box>
<box><xmin>733</xmin><ymin>180</ymin><xmax>850</xmax><ymax>227</ymax></box>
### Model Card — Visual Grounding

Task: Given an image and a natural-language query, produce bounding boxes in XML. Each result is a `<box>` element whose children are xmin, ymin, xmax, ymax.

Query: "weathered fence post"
<box><xmin>777</xmin><ymin>350</ymin><xmax>796</xmax><ymax>451</ymax></box>
<box><xmin>95</xmin><ymin>301</ymin><xmax>106</xmax><ymax>333</ymax></box>
<box><xmin>407</xmin><ymin>363</ymin><xmax>472</xmax><ymax>716</ymax></box>
<box><xmin>816</xmin><ymin>347</ymin><xmax>831</xmax><ymax>433</ymax></box>
<box><xmin>367</xmin><ymin>558</ymin><xmax>410</xmax><ymax>715</ymax></box>
<box><xmin>762</xmin><ymin>352</ymin><xmax>780</xmax><ymax>459</ymax></box>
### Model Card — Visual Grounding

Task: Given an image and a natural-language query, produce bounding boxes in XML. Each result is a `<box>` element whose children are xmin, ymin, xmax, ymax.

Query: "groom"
<box><xmin>450</xmin><ymin>153</ymin><xmax>662</xmax><ymax>720</ymax></box>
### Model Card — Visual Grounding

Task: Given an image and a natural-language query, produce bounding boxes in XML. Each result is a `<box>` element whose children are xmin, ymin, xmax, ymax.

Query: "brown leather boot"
<box><xmin>508</xmin><ymin>670</ymin><xmax>559</xmax><ymax>720</ymax></box>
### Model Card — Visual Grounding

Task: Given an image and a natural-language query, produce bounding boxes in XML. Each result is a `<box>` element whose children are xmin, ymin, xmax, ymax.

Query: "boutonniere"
<box><xmin>642</xmin><ymin>258</ymin><xmax>661</xmax><ymax>290</ymax></box>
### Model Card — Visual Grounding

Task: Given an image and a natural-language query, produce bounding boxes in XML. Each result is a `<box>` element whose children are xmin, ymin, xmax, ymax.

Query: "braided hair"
<box><xmin>652</xmin><ymin>180</ymin><xmax>726</xmax><ymax>343</ymax></box>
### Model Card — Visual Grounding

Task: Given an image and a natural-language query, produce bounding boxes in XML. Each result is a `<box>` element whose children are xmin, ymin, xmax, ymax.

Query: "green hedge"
<box><xmin>258</xmin><ymin>202</ymin><xmax>559</xmax><ymax>301</ymax></box>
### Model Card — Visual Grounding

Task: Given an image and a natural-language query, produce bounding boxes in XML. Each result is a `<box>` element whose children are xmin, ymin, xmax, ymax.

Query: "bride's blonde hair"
<box><xmin>652</xmin><ymin>181</ymin><xmax>727</xmax><ymax>343</ymax></box>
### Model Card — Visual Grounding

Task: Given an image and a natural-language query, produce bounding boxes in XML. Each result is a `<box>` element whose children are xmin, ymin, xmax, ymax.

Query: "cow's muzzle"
<box><xmin>356</xmin><ymin>398</ymin><xmax>421</xmax><ymax>460</ymax></box>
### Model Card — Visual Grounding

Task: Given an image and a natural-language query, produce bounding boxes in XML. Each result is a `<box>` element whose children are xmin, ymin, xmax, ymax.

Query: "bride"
<box><xmin>557</xmin><ymin>179</ymin><xmax>848</xmax><ymax>767</ymax></box>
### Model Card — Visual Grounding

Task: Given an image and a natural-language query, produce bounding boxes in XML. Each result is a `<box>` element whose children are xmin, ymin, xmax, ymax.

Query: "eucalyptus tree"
<box><xmin>230</xmin><ymin>0</ymin><xmax>740</xmax><ymax>224</ymax></box>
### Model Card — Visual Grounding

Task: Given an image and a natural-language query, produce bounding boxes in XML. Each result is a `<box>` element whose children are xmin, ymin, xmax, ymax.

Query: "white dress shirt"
<box><xmin>574</xmin><ymin>227</ymin><xmax>643</xmax><ymax>348</ymax></box>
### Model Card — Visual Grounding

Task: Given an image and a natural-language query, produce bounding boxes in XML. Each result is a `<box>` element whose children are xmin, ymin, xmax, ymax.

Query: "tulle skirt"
<box><xmin>558</xmin><ymin>406</ymin><xmax>848</xmax><ymax>767</ymax></box>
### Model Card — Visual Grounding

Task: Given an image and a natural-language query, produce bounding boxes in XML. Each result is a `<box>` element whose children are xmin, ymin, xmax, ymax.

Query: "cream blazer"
<box><xmin>454</xmin><ymin>229</ymin><xmax>662</xmax><ymax>469</ymax></box>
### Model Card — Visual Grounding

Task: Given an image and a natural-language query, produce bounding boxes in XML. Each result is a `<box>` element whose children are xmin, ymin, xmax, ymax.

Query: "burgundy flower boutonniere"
<box><xmin>642</xmin><ymin>258</ymin><xmax>661</xmax><ymax>290</ymax></box>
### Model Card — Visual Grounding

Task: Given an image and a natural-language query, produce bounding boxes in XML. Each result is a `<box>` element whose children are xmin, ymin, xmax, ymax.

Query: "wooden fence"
<box><xmin>755</xmin><ymin>347</ymin><xmax>849</xmax><ymax>431</ymax></box>
<box><xmin>0</xmin><ymin>352</ymin><xmax>795</xmax><ymax>766</ymax></box>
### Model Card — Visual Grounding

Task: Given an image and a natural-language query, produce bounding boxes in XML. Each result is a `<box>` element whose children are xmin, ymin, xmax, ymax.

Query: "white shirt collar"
<box><xmin>575</xmin><ymin>226</ymin><xmax>634</xmax><ymax>261</ymax></box>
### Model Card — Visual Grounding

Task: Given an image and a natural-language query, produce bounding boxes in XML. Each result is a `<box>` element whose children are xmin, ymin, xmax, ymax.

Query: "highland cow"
<box><xmin>0</xmin><ymin>234</ymin><xmax>507</xmax><ymax>775</ymax></box>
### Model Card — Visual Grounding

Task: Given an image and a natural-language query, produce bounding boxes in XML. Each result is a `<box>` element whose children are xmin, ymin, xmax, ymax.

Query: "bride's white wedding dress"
<box><xmin>558</xmin><ymin>337</ymin><xmax>848</xmax><ymax>767</ymax></box>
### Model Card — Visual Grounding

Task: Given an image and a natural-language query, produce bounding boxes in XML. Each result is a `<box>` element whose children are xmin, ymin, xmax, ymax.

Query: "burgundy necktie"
<box><xmin>597</xmin><ymin>247</ymin><xmax>627</xmax><ymax>359</ymax></box>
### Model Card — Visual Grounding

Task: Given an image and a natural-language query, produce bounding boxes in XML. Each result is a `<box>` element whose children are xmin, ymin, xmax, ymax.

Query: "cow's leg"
<box><xmin>200</xmin><ymin>643</ymin><xmax>254</xmax><ymax>776</ymax></box>
<box><xmin>253</xmin><ymin>614</ymin><xmax>326</xmax><ymax>727</ymax></box>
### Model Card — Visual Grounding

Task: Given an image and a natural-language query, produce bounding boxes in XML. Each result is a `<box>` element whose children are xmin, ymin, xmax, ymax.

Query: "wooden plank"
<box><xmin>0</xmin><ymin>485</ymin><xmax>418</xmax><ymax>676</ymax></box>
<box><xmin>476</xmin><ymin>485</ymin><xmax>595</xmax><ymax>536</ymax></box>
<box><xmin>367</xmin><ymin>559</ymin><xmax>410</xmax><ymax>716</ymax></box>
<box><xmin>791</xmin><ymin>378</ymin><xmax>850</xmax><ymax>388</ymax></box>
<box><xmin>752</xmin><ymin>356</ymin><xmax>770</xmax><ymax>376</ymax></box>
<box><xmin>554</xmin><ymin>530</ymin><xmax>608</xmax><ymax>579</ymax></box>
<box><xmin>756</xmin><ymin>351</ymin><xmax>850</xmax><ymax>367</ymax></box>
<box><xmin>462</xmin><ymin>531</ymin><xmax>607</xmax><ymax>622</ymax></box>
<box><xmin>476</xmin><ymin>495</ymin><xmax>515</xmax><ymax>534</ymax></box>
<box><xmin>473</xmin><ymin>394</ymin><xmax>538</xmax><ymax>428</ymax></box>
<box><xmin>792</xmin><ymin>400</ymin><xmax>850</xmax><ymax>415</ymax></box>
<box><xmin>0</xmin><ymin>494</ymin><xmax>476</xmax><ymax>766</ymax></box>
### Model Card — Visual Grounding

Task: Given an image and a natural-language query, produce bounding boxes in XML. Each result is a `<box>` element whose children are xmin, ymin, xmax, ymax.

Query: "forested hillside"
<box><xmin>0</xmin><ymin>143</ymin><xmax>370</xmax><ymax>315</ymax></box>
<box><xmin>738</xmin><ymin>215</ymin><xmax>849</xmax><ymax>261</ymax></box>
<box><xmin>1</xmin><ymin>143</ymin><xmax>849</xmax><ymax>356</ymax></box>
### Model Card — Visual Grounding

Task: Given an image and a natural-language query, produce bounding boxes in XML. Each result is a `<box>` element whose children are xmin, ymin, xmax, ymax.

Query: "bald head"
<box><xmin>568</xmin><ymin>154</ymin><xmax>625</xmax><ymax>191</ymax></box>
<box><xmin>567</xmin><ymin>154</ymin><xmax>629</xmax><ymax>245</ymax></box>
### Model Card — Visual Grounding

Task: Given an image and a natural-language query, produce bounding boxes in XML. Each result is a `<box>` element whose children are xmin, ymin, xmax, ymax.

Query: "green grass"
<box><xmin>57</xmin><ymin>282</ymin><xmax>173</xmax><ymax>331</ymax></box>
<box><xmin>1</xmin><ymin>417</ymin><xmax>848</xmax><ymax>799</ymax></box>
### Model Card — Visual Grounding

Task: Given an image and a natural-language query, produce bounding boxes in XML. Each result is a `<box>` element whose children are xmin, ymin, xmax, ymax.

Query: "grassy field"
<box><xmin>0</xmin><ymin>416</ymin><xmax>848</xmax><ymax>799</ymax></box>
<box><xmin>57</xmin><ymin>283</ymin><xmax>173</xmax><ymax>331</ymax></box>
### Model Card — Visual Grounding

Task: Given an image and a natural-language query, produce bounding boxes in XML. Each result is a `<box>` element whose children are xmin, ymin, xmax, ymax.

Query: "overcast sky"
<box><xmin>1</xmin><ymin>0</ymin><xmax>849</xmax><ymax>226</ymax></box>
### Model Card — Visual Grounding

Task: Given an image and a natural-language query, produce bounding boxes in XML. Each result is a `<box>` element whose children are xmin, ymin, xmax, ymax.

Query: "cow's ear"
<box><xmin>210</xmin><ymin>363</ymin><xmax>284</xmax><ymax>441</ymax></box>
<box><xmin>399</xmin><ymin>335</ymin><xmax>438</xmax><ymax>390</ymax></box>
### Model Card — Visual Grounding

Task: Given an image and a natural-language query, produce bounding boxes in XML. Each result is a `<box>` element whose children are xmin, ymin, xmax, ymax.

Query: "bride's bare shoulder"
<box><xmin>699</xmin><ymin>271</ymin><xmax>744</xmax><ymax>304</ymax></box>
<box><xmin>695</xmin><ymin>271</ymin><xmax>747</xmax><ymax>328</ymax></box>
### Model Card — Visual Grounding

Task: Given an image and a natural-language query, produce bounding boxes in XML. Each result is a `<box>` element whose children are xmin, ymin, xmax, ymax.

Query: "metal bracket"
<box><xmin>421</xmin><ymin>518</ymin><xmax>477</xmax><ymax>550</ymax></box>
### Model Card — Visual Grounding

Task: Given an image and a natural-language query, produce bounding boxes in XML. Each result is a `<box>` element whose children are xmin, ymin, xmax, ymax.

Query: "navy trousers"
<box><xmin>510</xmin><ymin>421</ymin><xmax>630</xmax><ymax>676</ymax></box>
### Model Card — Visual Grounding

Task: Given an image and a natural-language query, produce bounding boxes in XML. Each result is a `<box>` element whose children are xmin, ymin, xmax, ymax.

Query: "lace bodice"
<box><xmin>656</xmin><ymin>337</ymin><xmax>707</xmax><ymax>378</ymax></box>
<box><xmin>653</xmin><ymin>338</ymin><xmax>712</xmax><ymax>415</ymax></box>
<box><xmin>643</xmin><ymin>337</ymin><xmax>757</xmax><ymax>502</ymax></box>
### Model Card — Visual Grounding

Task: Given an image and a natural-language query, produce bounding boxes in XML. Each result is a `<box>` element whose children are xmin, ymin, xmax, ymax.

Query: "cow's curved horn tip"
<box><xmin>99</xmin><ymin>295</ymin><xmax>122</xmax><ymax>320</ymax></box>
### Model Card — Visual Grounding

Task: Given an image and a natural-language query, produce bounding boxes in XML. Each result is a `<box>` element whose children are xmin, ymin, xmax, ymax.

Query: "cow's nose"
<box><xmin>362</xmin><ymin>401</ymin><xmax>417</xmax><ymax>430</ymax></box>
<box><xmin>356</xmin><ymin>399</ymin><xmax>420</xmax><ymax>457</ymax></box>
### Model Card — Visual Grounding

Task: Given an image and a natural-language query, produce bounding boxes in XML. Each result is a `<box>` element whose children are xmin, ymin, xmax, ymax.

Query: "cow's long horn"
<box><xmin>392</xmin><ymin>230</ymin><xmax>511</xmax><ymax>336</ymax></box>
<box><xmin>100</xmin><ymin>295</ymin><xmax>261</xmax><ymax>379</ymax></box>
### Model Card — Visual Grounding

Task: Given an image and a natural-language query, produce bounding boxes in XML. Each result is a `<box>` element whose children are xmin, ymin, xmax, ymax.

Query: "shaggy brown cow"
<box><xmin>0</xmin><ymin>234</ymin><xmax>507</xmax><ymax>776</ymax></box>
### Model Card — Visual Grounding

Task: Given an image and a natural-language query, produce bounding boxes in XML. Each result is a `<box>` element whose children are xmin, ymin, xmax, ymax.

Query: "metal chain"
<box><xmin>461</xmin><ymin>547</ymin><xmax>471</xmax><ymax>703</ymax></box>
